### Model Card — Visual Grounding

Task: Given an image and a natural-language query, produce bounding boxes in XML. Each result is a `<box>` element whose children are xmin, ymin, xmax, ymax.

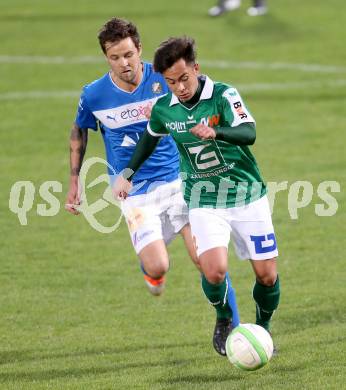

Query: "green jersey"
<box><xmin>147</xmin><ymin>76</ymin><xmax>266</xmax><ymax>208</ymax></box>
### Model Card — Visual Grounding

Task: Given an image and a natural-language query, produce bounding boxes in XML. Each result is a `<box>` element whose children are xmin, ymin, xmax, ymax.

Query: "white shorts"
<box><xmin>121</xmin><ymin>179</ymin><xmax>189</xmax><ymax>254</ymax></box>
<box><xmin>189</xmin><ymin>195</ymin><xmax>278</xmax><ymax>260</ymax></box>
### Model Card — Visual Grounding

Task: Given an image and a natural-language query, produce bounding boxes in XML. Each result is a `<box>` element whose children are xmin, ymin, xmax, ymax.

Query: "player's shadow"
<box><xmin>0</xmin><ymin>341</ymin><xmax>205</xmax><ymax>365</ymax></box>
<box><xmin>0</xmin><ymin>354</ymin><xmax>211</xmax><ymax>383</ymax></box>
<box><xmin>0</xmin><ymin>366</ymin><xmax>119</xmax><ymax>383</ymax></box>
<box><xmin>158</xmin><ymin>361</ymin><xmax>306</xmax><ymax>386</ymax></box>
<box><xmin>278</xmin><ymin>306</ymin><xmax>344</xmax><ymax>334</ymax></box>
<box><xmin>158</xmin><ymin>372</ymin><xmax>245</xmax><ymax>385</ymax></box>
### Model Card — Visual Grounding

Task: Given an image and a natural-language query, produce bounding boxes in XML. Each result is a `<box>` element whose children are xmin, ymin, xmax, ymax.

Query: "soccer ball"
<box><xmin>225</xmin><ymin>323</ymin><xmax>274</xmax><ymax>371</ymax></box>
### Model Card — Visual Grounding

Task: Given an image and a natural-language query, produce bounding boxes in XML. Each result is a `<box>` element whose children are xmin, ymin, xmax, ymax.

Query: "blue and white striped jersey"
<box><xmin>75</xmin><ymin>62</ymin><xmax>179</xmax><ymax>195</ymax></box>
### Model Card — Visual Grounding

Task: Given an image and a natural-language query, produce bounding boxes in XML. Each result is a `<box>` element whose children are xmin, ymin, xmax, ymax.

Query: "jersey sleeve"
<box><xmin>221</xmin><ymin>87</ymin><xmax>255</xmax><ymax>127</ymax></box>
<box><xmin>74</xmin><ymin>88</ymin><xmax>98</xmax><ymax>131</ymax></box>
<box><xmin>146</xmin><ymin>103</ymin><xmax>169</xmax><ymax>137</ymax></box>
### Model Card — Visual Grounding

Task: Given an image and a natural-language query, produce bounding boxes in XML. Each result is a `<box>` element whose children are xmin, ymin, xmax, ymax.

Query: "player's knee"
<box><xmin>155</xmin><ymin>262</ymin><xmax>169</xmax><ymax>277</ymax></box>
<box><xmin>256</xmin><ymin>272</ymin><xmax>277</xmax><ymax>286</ymax></box>
<box><xmin>204</xmin><ymin>269</ymin><xmax>227</xmax><ymax>284</ymax></box>
<box><xmin>143</xmin><ymin>261</ymin><xmax>169</xmax><ymax>279</ymax></box>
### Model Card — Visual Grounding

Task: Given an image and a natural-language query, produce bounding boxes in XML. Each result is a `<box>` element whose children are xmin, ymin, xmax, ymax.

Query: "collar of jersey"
<box><xmin>169</xmin><ymin>75</ymin><xmax>214</xmax><ymax>107</ymax></box>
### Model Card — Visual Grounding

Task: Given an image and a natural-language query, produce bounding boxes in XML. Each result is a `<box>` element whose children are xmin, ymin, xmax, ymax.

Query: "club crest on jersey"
<box><xmin>152</xmin><ymin>82</ymin><xmax>162</xmax><ymax>94</ymax></box>
<box><xmin>78</xmin><ymin>98</ymin><xmax>84</xmax><ymax>111</ymax></box>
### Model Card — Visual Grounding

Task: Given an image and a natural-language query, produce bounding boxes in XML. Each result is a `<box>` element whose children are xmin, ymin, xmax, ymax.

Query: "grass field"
<box><xmin>1</xmin><ymin>0</ymin><xmax>345</xmax><ymax>388</ymax></box>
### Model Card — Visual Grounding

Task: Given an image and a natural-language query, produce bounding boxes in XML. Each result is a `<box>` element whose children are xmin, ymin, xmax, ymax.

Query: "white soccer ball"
<box><xmin>225</xmin><ymin>323</ymin><xmax>274</xmax><ymax>371</ymax></box>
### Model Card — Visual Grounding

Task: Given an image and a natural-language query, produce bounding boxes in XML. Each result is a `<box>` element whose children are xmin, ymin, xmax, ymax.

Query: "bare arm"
<box><xmin>65</xmin><ymin>124</ymin><xmax>88</xmax><ymax>215</ymax></box>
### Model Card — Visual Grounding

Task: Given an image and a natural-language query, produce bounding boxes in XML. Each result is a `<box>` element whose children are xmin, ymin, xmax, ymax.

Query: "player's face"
<box><xmin>163</xmin><ymin>59</ymin><xmax>200</xmax><ymax>102</ymax></box>
<box><xmin>105</xmin><ymin>37</ymin><xmax>143</xmax><ymax>89</ymax></box>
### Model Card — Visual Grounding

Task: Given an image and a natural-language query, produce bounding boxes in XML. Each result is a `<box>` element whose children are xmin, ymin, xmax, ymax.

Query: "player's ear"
<box><xmin>194</xmin><ymin>63</ymin><xmax>200</xmax><ymax>74</ymax></box>
<box><xmin>137</xmin><ymin>43</ymin><xmax>143</xmax><ymax>56</ymax></box>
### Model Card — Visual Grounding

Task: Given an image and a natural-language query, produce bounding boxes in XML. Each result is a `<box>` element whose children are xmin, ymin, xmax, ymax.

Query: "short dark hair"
<box><xmin>153</xmin><ymin>36</ymin><xmax>196</xmax><ymax>73</ymax></box>
<box><xmin>98</xmin><ymin>17</ymin><xmax>141</xmax><ymax>54</ymax></box>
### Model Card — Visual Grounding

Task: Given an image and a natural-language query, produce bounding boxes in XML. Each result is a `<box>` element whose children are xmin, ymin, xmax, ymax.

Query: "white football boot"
<box><xmin>247</xmin><ymin>5</ymin><xmax>268</xmax><ymax>16</ymax></box>
<box><xmin>208</xmin><ymin>0</ymin><xmax>241</xmax><ymax>17</ymax></box>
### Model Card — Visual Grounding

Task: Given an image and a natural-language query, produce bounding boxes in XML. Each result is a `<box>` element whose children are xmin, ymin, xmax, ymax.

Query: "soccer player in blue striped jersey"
<box><xmin>65</xmin><ymin>19</ymin><xmax>239</xmax><ymax>341</ymax></box>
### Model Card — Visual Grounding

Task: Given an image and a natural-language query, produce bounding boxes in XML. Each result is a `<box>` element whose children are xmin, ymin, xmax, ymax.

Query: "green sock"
<box><xmin>253</xmin><ymin>275</ymin><xmax>280</xmax><ymax>331</ymax></box>
<box><xmin>201</xmin><ymin>274</ymin><xmax>232</xmax><ymax>320</ymax></box>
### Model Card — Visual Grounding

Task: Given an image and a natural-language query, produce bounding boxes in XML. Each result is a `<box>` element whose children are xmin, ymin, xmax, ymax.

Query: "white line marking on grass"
<box><xmin>0</xmin><ymin>91</ymin><xmax>80</xmax><ymax>100</ymax></box>
<box><xmin>0</xmin><ymin>55</ymin><xmax>104</xmax><ymax>64</ymax></box>
<box><xmin>1</xmin><ymin>55</ymin><xmax>346</xmax><ymax>74</ymax></box>
<box><xmin>237</xmin><ymin>79</ymin><xmax>346</xmax><ymax>91</ymax></box>
<box><xmin>1</xmin><ymin>79</ymin><xmax>345</xmax><ymax>100</ymax></box>
<box><xmin>200</xmin><ymin>60</ymin><xmax>346</xmax><ymax>74</ymax></box>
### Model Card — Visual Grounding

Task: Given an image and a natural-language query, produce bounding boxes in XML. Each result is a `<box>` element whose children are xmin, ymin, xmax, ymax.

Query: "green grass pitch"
<box><xmin>0</xmin><ymin>0</ymin><xmax>345</xmax><ymax>388</ymax></box>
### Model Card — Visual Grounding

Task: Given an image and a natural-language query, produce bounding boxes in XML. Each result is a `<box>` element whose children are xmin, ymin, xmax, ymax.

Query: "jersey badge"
<box><xmin>152</xmin><ymin>82</ymin><xmax>162</xmax><ymax>94</ymax></box>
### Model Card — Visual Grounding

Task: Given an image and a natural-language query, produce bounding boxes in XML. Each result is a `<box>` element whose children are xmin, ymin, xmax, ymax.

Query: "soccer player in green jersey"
<box><xmin>114</xmin><ymin>36</ymin><xmax>280</xmax><ymax>356</ymax></box>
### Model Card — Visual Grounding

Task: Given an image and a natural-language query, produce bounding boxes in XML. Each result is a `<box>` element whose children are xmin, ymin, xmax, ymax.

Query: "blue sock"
<box><xmin>140</xmin><ymin>261</ymin><xmax>148</xmax><ymax>275</ymax></box>
<box><xmin>226</xmin><ymin>272</ymin><xmax>240</xmax><ymax>327</ymax></box>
